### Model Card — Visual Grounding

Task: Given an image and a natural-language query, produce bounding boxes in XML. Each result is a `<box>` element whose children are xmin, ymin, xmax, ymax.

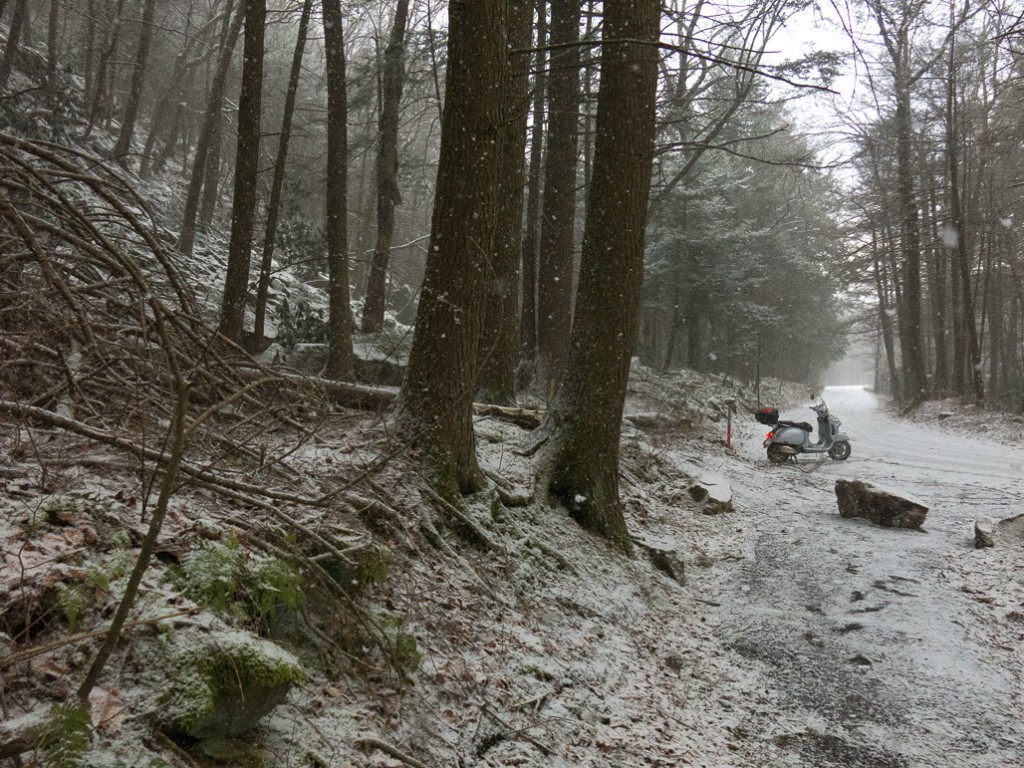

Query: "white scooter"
<box><xmin>756</xmin><ymin>396</ymin><xmax>851</xmax><ymax>464</ymax></box>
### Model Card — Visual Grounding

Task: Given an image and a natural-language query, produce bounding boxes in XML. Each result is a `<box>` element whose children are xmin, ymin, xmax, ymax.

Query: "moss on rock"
<box><xmin>156</xmin><ymin>629</ymin><xmax>304</xmax><ymax>740</ymax></box>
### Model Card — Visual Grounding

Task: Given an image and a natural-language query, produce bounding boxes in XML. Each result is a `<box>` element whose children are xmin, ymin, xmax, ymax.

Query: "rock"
<box><xmin>632</xmin><ymin>536</ymin><xmax>686</xmax><ymax>585</ymax></box>
<box><xmin>156</xmin><ymin>629</ymin><xmax>305</xmax><ymax>740</ymax></box>
<box><xmin>834</xmin><ymin>480</ymin><xmax>928</xmax><ymax>529</ymax></box>
<box><xmin>975</xmin><ymin>517</ymin><xmax>996</xmax><ymax>548</ymax></box>
<box><xmin>974</xmin><ymin>513</ymin><xmax>1024</xmax><ymax>549</ymax></box>
<box><xmin>688</xmin><ymin>471</ymin><xmax>733</xmax><ymax>515</ymax></box>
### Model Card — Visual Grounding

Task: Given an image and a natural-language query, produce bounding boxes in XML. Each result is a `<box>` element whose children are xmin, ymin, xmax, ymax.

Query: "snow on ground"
<box><xmin>2</xmin><ymin>378</ymin><xmax>1023</xmax><ymax>767</ymax></box>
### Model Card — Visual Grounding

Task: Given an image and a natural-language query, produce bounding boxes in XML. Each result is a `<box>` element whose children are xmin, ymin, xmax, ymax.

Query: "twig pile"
<box><xmin>0</xmin><ymin>132</ymin><xmax>386</xmax><ymax>565</ymax></box>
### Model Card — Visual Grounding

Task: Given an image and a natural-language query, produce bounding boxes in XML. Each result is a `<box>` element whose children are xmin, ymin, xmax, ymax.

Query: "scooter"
<box><xmin>756</xmin><ymin>396</ymin><xmax>851</xmax><ymax>464</ymax></box>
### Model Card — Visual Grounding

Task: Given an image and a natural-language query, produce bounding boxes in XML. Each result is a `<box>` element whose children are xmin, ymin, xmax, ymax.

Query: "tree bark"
<box><xmin>197</xmin><ymin>96</ymin><xmax>226</xmax><ymax>232</ymax></box>
<box><xmin>82</xmin><ymin>0</ymin><xmax>96</xmax><ymax>106</ymax></box>
<box><xmin>945</xmin><ymin>32</ymin><xmax>984</xmax><ymax>404</ymax></box>
<box><xmin>361</xmin><ymin>0</ymin><xmax>411</xmax><ymax>333</ymax></box>
<box><xmin>476</xmin><ymin>0</ymin><xmax>532</xmax><ymax>405</ymax></box>
<box><xmin>0</xmin><ymin>0</ymin><xmax>29</xmax><ymax>90</ymax></box>
<box><xmin>535</xmin><ymin>0</ymin><xmax>581</xmax><ymax>399</ymax></box>
<box><xmin>252</xmin><ymin>0</ymin><xmax>313</xmax><ymax>346</ymax></box>
<box><xmin>517</xmin><ymin>0</ymin><xmax>547</xmax><ymax>389</ymax></box>
<box><xmin>46</xmin><ymin>0</ymin><xmax>60</xmax><ymax>96</ymax></box>
<box><xmin>219</xmin><ymin>0</ymin><xmax>266</xmax><ymax>343</ymax></box>
<box><xmin>321</xmin><ymin>0</ymin><xmax>355</xmax><ymax>379</ymax></box>
<box><xmin>176</xmin><ymin>0</ymin><xmax>245</xmax><ymax>257</ymax></box>
<box><xmin>83</xmin><ymin>0</ymin><xmax>127</xmax><ymax>137</ymax></box>
<box><xmin>396</xmin><ymin>0</ymin><xmax>507</xmax><ymax>499</ymax></box>
<box><xmin>541</xmin><ymin>0</ymin><xmax>660</xmax><ymax>552</ymax></box>
<box><xmin>924</xmin><ymin>181</ymin><xmax>948</xmax><ymax>396</ymax></box>
<box><xmin>873</xmin><ymin>235</ymin><xmax>902</xmax><ymax>403</ymax></box>
<box><xmin>111</xmin><ymin>0</ymin><xmax>157</xmax><ymax>167</ymax></box>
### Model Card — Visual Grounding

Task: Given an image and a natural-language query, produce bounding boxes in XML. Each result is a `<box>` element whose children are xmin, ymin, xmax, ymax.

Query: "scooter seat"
<box><xmin>777</xmin><ymin>420</ymin><xmax>813</xmax><ymax>432</ymax></box>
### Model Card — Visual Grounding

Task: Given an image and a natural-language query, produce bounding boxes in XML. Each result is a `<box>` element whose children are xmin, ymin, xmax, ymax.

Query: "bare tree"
<box><xmin>83</xmin><ymin>0</ymin><xmax>127</xmax><ymax>137</ymax></box>
<box><xmin>535</xmin><ymin>0</ymin><xmax>581</xmax><ymax>399</ymax></box>
<box><xmin>476</xmin><ymin>0</ymin><xmax>532</xmax><ymax>405</ymax></box>
<box><xmin>253</xmin><ymin>0</ymin><xmax>314</xmax><ymax>346</ymax></box>
<box><xmin>861</xmin><ymin>0</ymin><xmax>970</xmax><ymax>404</ymax></box>
<box><xmin>539</xmin><ymin>0</ymin><xmax>660</xmax><ymax>551</ymax></box>
<box><xmin>517</xmin><ymin>0</ymin><xmax>547</xmax><ymax>389</ymax></box>
<box><xmin>110</xmin><ymin>0</ymin><xmax>158</xmax><ymax>167</ymax></box>
<box><xmin>396</xmin><ymin>0</ymin><xmax>508</xmax><ymax>498</ymax></box>
<box><xmin>219</xmin><ymin>0</ymin><xmax>266</xmax><ymax>343</ymax></box>
<box><xmin>322</xmin><ymin>0</ymin><xmax>355</xmax><ymax>379</ymax></box>
<box><xmin>361</xmin><ymin>0</ymin><xmax>411</xmax><ymax>333</ymax></box>
<box><xmin>176</xmin><ymin>0</ymin><xmax>245</xmax><ymax>257</ymax></box>
<box><xmin>46</xmin><ymin>0</ymin><xmax>60</xmax><ymax>96</ymax></box>
<box><xmin>0</xmin><ymin>0</ymin><xmax>29</xmax><ymax>90</ymax></box>
<box><xmin>943</xmin><ymin>14</ymin><xmax>984</xmax><ymax>403</ymax></box>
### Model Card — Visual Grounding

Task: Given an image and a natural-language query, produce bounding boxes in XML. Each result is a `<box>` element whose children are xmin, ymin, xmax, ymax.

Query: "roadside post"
<box><xmin>725</xmin><ymin>397</ymin><xmax>736</xmax><ymax>450</ymax></box>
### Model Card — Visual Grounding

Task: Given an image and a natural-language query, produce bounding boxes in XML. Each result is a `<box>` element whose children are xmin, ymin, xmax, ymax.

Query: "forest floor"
<box><xmin>2</xmin><ymin>370</ymin><xmax>1023</xmax><ymax>768</ymax></box>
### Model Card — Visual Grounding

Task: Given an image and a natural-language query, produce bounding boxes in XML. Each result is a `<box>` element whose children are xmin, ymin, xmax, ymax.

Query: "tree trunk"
<box><xmin>252</xmin><ymin>0</ymin><xmax>313</xmax><ymax>346</ymax></box>
<box><xmin>140</xmin><ymin>3</ymin><xmax>204</xmax><ymax>178</ymax></box>
<box><xmin>894</xmin><ymin>74</ymin><xmax>928</xmax><ymax>404</ymax></box>
<box><xmin>864</xmin><ymin>0</ymin><xmax>932</xmax><ymax>404</ymax></box>
<box><xmin>361</xmin><ymin>0</ymin><xmax>410</xmax><ymax>333</ymax></box>
<box><xmin>219</xmin><ymin>0</ymin><xmax>265</xmax><ymax>343</ymax></box>
<box><xmin>144</xmin><ymin>51</ymin><xmax>199</xmax><ymax>177</ymax></box>
<box><xmin>872</xmin><ymin>226</ymin><xmax>902</xmax><ymax>402</ymax></box>
<box><xmin>541</xmin><ymin>0</ymin><xmax>660</xmax><ymax>553</ymax></box>
<box><xmin>198</xmin><ymin>93</ymin><xmax>227</xmax><ymax>232</ymax></box>
<box><xmin>924</xmin><ymin>183</ymin><xmax>948</xmax><ymax>396</ymax></box>
<box><xmin>176</xmin><ymin>1</ymin><xmax>245</xmax><ymax>257</ymax></box>
<box><xmin>82</xmin><ymin>0</ymin><xmax>96</xmax><ymax>106</ymax></box>
<box><xmin>46</xmin><ymin>0</ymin><xmax>59</xmax><ymax>96</ymax></box>
<box><xmin>476</xmin><ymin>0</ymin><xmax>531</xmax><ymax>405</ymax></box>
<box><xmin>946</xmin><ymin>35</ymin><xmax>984</xmax><ymax>404</ymax></box>
<box><xmin>83</xmin><ymin>0</ymin><xmax>127</xmax><ymax>138</ymax></box>
<box><xmin>516</xmin><ymin>0</ymin><xmax>547</xmax><ymax>390</ymax></box>
<box><xmin>535</xmin><ymin>0</ymin><xmax>581</xmax><ymax>399</ymax></box>
<box><xmin>110</xmin><ymin>0</ymin><xmax>157</xmax><ymax>167</ymax></box>
<box><xmin>0</xmin><ymin>0</ymin><xmax>29</xmax><ymax>90</ymax></box>
<box><xmin>396</xmin><ymin>0</ymin><xmax>507</xmax><ymax>499</ymax></box>
<box><xmin>321</xmin><ymin>0</ymin><xmax>354</xmax><ymax>379</ymax></box>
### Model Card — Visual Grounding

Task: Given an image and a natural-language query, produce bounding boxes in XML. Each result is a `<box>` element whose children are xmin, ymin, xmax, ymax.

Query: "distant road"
<box><xmin>716</xmin><ymin>385</ymin><xmax>1024</xmax><ymax>767</ymax></box>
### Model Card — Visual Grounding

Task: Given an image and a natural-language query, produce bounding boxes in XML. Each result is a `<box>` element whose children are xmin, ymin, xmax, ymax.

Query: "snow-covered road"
<box><xmin>715</xmin><ymin>386</ymin><xmax>1024</xmax><ymax>767</ymax></box>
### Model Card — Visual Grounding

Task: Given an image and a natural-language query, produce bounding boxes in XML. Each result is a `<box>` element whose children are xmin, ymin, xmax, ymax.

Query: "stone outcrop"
<box><xmin>974</xmin><ymin>513</ymin><xmax>1024</xmax><ymax>549</ymax></box>
<box><xmin>632</xmin><ymin>535</ymin><xmax>686</xmax><ymax>585</ymax></box>
<box><xmin>834</xmin><ymin>480</ymin><xmax>928</xmax><ymax>529</ymax></box>
<box><xmin>687</xmin><ymin>471</ymin><xmax>733</xmax><ymax>515</ymax></box>
<box><xmin>154</xmin><ymin>629</ymin><xmax>305</xmax><ymax>740</ymax></box>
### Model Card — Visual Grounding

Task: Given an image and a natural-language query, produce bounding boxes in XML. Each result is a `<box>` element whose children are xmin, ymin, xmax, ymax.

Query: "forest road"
<box><xmin>718</xmin><ymin>385</ymin><xmax>1024</xmax><ymax>768</ymax></box>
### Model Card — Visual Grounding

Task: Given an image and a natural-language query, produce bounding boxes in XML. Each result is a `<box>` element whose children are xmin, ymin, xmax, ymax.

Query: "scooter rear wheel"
<box><xmin>767</xmin><ymin>444</ymin><xmax>792</xmax><ymax>464</ymax></box>
<box><xmin>828</xmin><ymin>441</ymin><xmax>851</xmax><ymax>461</ymax></box>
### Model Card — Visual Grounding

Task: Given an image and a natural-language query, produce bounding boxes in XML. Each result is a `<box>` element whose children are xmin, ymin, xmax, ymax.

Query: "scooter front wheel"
<box><xmin>766</xmin><ymin>444</ymin><xmax>792</xmax><ymax>464</ymax></box>
<box><xmin>828</xmin><ymin>441</ymin><xmax>851</xmax><ymax>461</ymax></box>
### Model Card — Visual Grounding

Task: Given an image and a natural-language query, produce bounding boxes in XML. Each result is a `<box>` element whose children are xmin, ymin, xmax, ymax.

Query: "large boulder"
<box><xmin>974</xmin><ymin>514</ymin><xmax>1024</xmax><ymax>549</ymax></box>
<box><xmin>153</xmin><ymin>629</ymin><xmax>304</xmax><ymax>740</ymax></box>
<box><xmin>835</xmin><ymin>480</ymin><xmax>928</xmax><ymax>529</ymax></box>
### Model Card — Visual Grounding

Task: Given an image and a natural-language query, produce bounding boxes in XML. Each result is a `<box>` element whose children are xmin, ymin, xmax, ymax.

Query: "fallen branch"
<box><xmin>355</xmin><ymin>736</ymin><xmax>433</xmax><ymax>768</ymax></box>
<box><xmin>482</xmin><ymin>703</ymin><xmax>555</xmax><ymax>756</ymax></box>
<box><xmin>421</xmin><ymin>485</ymin><xmax>500</xmax><ymax>552</ymax></box>
<box><xmin>0</xmin><ymin>609</ymin><xmax>195</xmax><ymax>671</ymax></box>
<box><xmin>251</xmin><ymin>369</ymin><xmax>545</xmax><ymax>429</ymax></box>
<box><xmin>0</xmin><ymin>400</ymin><xmax>326</xmax><ymax>507</ymax></box>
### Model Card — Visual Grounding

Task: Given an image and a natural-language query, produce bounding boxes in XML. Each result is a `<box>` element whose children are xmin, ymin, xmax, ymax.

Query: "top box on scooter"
<box><xmin>755</xmin><ymin>406</ymin><xmax>779</xmax><ymax>425</ymax></box>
